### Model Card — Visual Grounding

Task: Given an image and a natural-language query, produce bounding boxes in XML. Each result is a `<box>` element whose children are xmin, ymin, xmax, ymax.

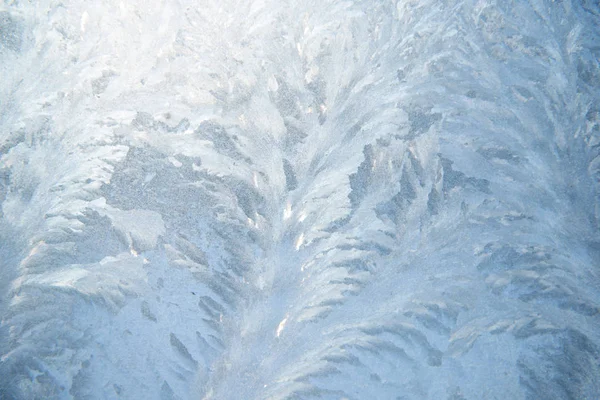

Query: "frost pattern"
<box><xmin>1</xmin><ymin>0</ymin><xmax>600</xmax><ymax>399</ymax></box>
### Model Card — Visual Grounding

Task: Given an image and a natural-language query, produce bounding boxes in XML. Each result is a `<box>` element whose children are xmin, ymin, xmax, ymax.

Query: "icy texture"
<box><xmin>1</xmin><ymin>0</ymin><xmax>600</xmax><ymax>399</ymax></box>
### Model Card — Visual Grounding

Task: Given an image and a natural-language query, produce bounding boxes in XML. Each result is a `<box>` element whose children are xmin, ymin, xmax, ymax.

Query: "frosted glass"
<box><xmin>1</xmin><ymin>1</ymin><xmax>599</xmax><ymax>399</ymax></box>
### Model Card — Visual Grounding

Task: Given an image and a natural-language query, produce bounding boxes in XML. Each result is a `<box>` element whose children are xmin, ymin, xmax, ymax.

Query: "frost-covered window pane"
<box><xmin>1</xmin><ymin>1</ymin><xmax>599</xmax><ymax>399</ymax></box>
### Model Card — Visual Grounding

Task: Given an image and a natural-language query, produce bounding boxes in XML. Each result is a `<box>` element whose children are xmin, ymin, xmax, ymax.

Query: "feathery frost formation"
<box><xmin>1</xmin><ymin>0</ymin><xmax>600</xmax><ymax>399</ymax></box>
